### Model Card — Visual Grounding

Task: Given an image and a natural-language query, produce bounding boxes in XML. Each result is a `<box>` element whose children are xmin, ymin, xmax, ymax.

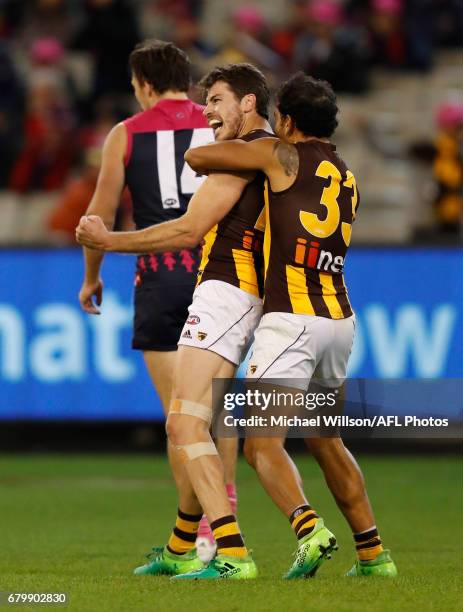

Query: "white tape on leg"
<box><xmin>170</xmin><ymin>399</ymin><xmax>212</xmax><ymax>426</ymax></box>
<box><xmin>176</xmin><ymin>441</ymin><xmax>218</xmax><ymax>463</ymax></box>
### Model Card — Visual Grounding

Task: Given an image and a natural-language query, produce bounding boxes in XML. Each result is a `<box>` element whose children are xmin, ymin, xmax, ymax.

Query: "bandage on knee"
<box><xmin>170</xmin><ymin>399</ymin><xmax>212</xmax><ymax>426</ymax></box>
<box><xmin>176</xmin><ymin>441</ymin><xmax>218</xmax><ymax>462</ymax></box>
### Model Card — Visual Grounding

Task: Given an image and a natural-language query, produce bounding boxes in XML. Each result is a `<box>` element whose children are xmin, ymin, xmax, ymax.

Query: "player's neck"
<box><xmin>288</xmin><ymin>132</ymin><xmax>330</xmax><ymax>145</ymax></box>
<box><xmin>238</xmin><ymin>115</ymin><xmax>271</xmax><ymax>138</ymax></box>
<box><xmin>146</xmin><ymin>90</ymin><xmax>189</xmax><ymax>109</ymax></box>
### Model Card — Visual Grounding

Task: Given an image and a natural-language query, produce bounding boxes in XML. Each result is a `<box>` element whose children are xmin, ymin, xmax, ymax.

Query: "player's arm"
<box><xmin>76</xmin><ymin>172</ymin><xmax>250</xmax><ymax>254</ymax></box>
<box><xmin>78</xmin><ymin>123</ymin><xmax>126</xmax><ymax>314</ymax></box>
<box><xmin>185</xmin><ymin>137</ymin><xmax>279</xmax><ymax>174</ymax></box>
<box><xmin>185</xmin><ymin>137</ymin><xmax>300</xmax><ymax>192</ymax></box>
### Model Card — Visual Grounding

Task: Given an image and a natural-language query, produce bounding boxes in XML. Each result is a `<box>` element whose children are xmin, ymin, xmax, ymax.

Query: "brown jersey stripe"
<box><xmin>319</xmin><ymin>272</ymin><xmax>346</xmax><ymax>319</ymax></box>
<box><xmin>286</xmin><ymin>265</ymin><xmax>315</xmax><ymax>315</ymax></box>
<box><xmin>232</xmin><ymin>248</ymin><xmax>260</xmax><ymax>297</ymax></box>
<box><xmin>306</xmin><ymin>270</ymin><xmax>331</xmax><ymax>318</ymax></box>
<box><xmin>196</xmin><ymin>129</ymin><xmax>270</xmax><ymax>298</ymax></box>
<box><xmin>332</xmin><ymin>274</ymin><xmax>354</xmax><ymax>318</ymax></box>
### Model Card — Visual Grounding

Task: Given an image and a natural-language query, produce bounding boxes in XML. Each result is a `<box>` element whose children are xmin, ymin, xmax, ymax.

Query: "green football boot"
<box><xmin>284</xmin><ymin>518</ymin><xmax>338</xmax><ymax>579</ymax></box>
<box><xmin>171</xmin><ymin>553</ymin><xmax>258</xmax><ymax>580</ymax></box>
<box><xmin>346</xmin><ymin>550</ymin><xmax>397</xmax><ymax>577</ymax></box>
<box><xmin>133</xmin><ymin>546</ymin><xmax>203</xmax><ymax>576</ymax></box>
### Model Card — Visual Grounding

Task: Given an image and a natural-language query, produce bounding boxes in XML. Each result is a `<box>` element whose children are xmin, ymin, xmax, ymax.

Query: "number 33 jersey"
<box><xmin>263</xmin><ymin>140</ymin><xmax>359</xmax><ymax>319</ymax></box>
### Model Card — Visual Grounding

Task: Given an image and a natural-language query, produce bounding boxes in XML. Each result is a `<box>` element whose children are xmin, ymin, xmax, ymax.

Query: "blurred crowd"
<box><xmin>0</xmin><ymin>0</ymin><xmax>463</xmax><ymax>244</ymax></box>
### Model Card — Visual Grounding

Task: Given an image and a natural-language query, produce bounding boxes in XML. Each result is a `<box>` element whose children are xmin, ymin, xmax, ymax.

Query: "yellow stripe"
<box><xmin>216</xmin><ymin>546</ymin><xmax>247</xmax><ymax>558</ymax></box>
<box><xmin>232</xmin><ymin>248</ymin><xmax>259</xmax><ymax>297</ymax></box>
<box><xmin>196</xmin><ymin>224</ymin><xmax>218</xmax><ymax>286</ymax></box>
<box><xmin>213</xmin><ymin>523</ymin><xmax>241</xmax><ymax>540</ymax></box>
<box><xmin>286</xmin><ymin>265</ymin><xmax>315</xmax><ymax>315</ymax></box>
<box><xmin>319</xmin><ymin>272</ymin><xmax>344</xmax><ymax>319</ymax></box>
<box><xmin>263</xmin><ymin>180</ymin><xmax>271</xmax><ymax>279</ymax></box>
<box><xmin>292</xmin><ymin>510</ymin><xmax>317</xmax><ymax>531</ymax></box>
<box><xmin>358</xmin><ymin>543</ymin><xmax>384</xmax><ymax>562</ymax></box>
<box><xmin>168</xmin><ymin>534</ymin><xmax>193</xmax><ymax>554</ymax></box>
<box><xmin>176</xmin><ymin>517</ymin><xmax>200</xmax><ymax>533</ymax></box>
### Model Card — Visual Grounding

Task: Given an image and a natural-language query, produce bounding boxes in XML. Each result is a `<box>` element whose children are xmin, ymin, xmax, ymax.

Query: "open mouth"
<box><xmin>208</xmin><ymin>118</ymin><xmax>224</xmax><ymax>132</ymax></box>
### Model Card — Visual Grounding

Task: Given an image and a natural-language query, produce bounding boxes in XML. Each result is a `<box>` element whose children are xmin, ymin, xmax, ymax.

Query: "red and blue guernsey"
<box><xmin>123</xmin><ymin>99</ymin><xmax>213</xmax><ymax>282</ymax></box>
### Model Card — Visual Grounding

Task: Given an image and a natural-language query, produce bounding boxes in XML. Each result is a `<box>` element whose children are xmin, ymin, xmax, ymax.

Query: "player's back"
<box><xmin>124</xmin><ymin>99</ymin><xmax>213</xmax><ymax>230</ymax></box>
<box><xmin>264</xmin><ymin>140</ymin><xmax>359</xmax><ymax>318</ymax></box>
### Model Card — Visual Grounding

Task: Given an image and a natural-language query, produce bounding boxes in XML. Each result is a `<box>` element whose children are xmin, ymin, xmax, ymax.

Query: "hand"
<box><xmin>76</xmin><ymin>215</ymin><xmax>112</xmax><ymax>250</ymax></box>
<box><xmin>79</xmin><ymin>278</ymin><xmax>104</xmax><ymax>315</ymax></box>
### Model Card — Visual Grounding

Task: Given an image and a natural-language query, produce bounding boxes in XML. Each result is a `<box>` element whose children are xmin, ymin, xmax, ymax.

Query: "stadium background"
<box><xmin>0</xmin><ymin>2</ymin><xmax>462</xmax><ymax>611</ymax></box>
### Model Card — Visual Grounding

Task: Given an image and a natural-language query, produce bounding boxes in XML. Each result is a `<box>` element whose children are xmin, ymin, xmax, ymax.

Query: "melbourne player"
<box><xmin>184</xmin><ymin>72</ymin><xmax>398</xmax><ymax>579</ymax></box>
<box><xmin>78</xmin><ymin>41</ymin><xmax>238</xmax><ymax>564</ymax></box>
<box><xmin>77</xmin><ymin>64</ymin><xmax>274</xmax><ymax>579</ymax></box>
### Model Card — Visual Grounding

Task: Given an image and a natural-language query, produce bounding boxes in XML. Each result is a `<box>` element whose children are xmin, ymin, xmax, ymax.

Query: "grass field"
<box><xmin>1</xmin><ymin>454</ymin><xmax>462</xmax><ymax>612</ymax></box>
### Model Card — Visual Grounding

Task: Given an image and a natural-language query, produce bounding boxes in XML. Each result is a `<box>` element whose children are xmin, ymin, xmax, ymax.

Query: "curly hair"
<box><xmin>276</xmin><ymin>72</ymin><xmax>339</xmax><ymax>138</ymax></box>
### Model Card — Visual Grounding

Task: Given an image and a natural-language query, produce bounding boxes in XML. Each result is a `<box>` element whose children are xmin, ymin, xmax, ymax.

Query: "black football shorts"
<box><xmin>132</xmin><ymin>280</ymin><xmax>196</xmax><ymax>351</ymax></box>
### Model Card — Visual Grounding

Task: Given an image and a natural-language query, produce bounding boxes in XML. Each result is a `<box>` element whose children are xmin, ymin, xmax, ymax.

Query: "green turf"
<box><xmin>0</xmin><ymin>454</ymin><xmax>462</xmax><ymax>612</ymax></box>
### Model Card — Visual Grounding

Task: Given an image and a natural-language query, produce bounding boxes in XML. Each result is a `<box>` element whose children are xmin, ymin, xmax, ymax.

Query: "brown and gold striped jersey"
<box><xmin>263</xmin><ymin>140</ymin><xmax>359</xmax><ymax>318</ymax></box>
<box><xmin>197</xmin><ymin>129</ymin><xmax>272</xmax><ymax>298</ymax></box>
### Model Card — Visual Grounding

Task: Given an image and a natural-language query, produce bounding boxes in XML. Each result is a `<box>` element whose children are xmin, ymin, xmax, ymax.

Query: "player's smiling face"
<box><xmin>204</xmin><ymin>81</ymin><xmax>244</xmax><ymax>141</ymax></box>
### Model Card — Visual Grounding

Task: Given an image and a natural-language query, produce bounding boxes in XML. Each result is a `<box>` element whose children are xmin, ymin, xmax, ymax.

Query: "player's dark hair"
<box><xmin>199</xmin><ymin>63</ymin><xmax>270</xmax><ymax>119</ymax></box>
<box><xmin>276</xmin><ymin>72</ymin><xmax>339</xmax><ymax>138</ymax></box>
<box><xmin>129</xmin><ymin>39</ymin><xmax>191</xmax><ymax>93</ymax></box>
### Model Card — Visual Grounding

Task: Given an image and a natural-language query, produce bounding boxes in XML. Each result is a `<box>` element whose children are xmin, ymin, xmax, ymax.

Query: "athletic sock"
<box><xmin>197</xmin><ymin>514</ymin><xmax>214</xmax><ymax>543</ymax></box>
<box><xmin>167</xmin><ymin>508</ymin><xmax>202</xmax><ymax>555</ymax></box>
<box><xmin>211</xmin><ymin>515</ymin><xmax>247</xmax><ymax>558</ymax></box>
<box><xmin>354</xmin><ymin>526</ymin><xmax>384</xmax><ymax>562</ymax></box>
<box><xmin>226</xmin><ymin>483</ymin><xmax>238</xmax><ymax>515</ymax></box>
<box><xmin>197</xmin><ymin>484</ymin><xmax>238</xmax><ymax>543</ymax></box>
<box><xmin>289</xmin><ymin>504</ymin><xmax>319</xmax><ymax>540</ymax></box>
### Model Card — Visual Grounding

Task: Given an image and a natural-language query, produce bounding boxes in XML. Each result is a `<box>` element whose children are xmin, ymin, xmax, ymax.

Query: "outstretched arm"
<box><xmin>76</xmin><ymin>172</ymin><xmax>251</xmax><ymax>253</ymax></box>
<box><xmin>185</xmin><ymin>137</ymin><xmax>299</xmax><ymax>193</ymax></box>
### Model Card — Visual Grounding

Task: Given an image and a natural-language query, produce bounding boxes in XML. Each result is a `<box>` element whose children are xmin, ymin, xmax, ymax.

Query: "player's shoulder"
<box><xmin>242</xmin><ymin>129</ymin><xmax>276</xmax><ymax>143</ymax></box>
<box><xmin>123</xmin><ymin>107</ymin><xmax>156</xmax><ymax>133</ymax></box>
<box><xmin>124</xmin><ymin>100</ymin><xmax>207</xmax><ymax>132</ymax></box>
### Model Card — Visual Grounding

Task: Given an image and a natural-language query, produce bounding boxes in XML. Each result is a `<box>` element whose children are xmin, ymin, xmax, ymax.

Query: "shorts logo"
<box><xmin>187</xmin><ymin>314</ymin><xmax>200</xmax><ymax>325</ymax></box>
<box><xmin>182</xmin><ymin>329</ymin><xmax>192</xmax><ymax>339</ymax></box>
<box><xmin>197</xmin><ymin>331</ymin><xmax>207</xmax><ymax>341</ymax></box>
<box><xmin>249</xmin><ymin>365</ymin><xmax>258</xmax><ymax>374</ymax></box>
